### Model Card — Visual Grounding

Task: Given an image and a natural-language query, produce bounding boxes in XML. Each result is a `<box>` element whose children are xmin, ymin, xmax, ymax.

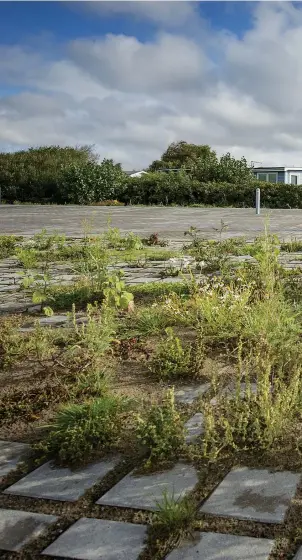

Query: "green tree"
<box><xmin>60</xmin><ymin>159</ymin><xmax>127</xmax><ymax>205</ymax></box>
<box><xmin>0</xmin><ymin>145</ymin><xmax>97</xmax><ymax>203</ymax></box>
<box><xmin>149</xmin><ymin>141</ymin><xmax>217</xmax><ymax>171</ymax></box>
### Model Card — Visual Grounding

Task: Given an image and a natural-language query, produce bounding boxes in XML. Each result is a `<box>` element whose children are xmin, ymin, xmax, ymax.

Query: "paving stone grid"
<box><xmin>1</xmin><ymin>381</ymin><xmax>302</xmax><ymax>559</ymax></box>
<box><xmin>2</xmin><ymin>211</ymin><xmax>302</xmax><ymax>558</ymax></box>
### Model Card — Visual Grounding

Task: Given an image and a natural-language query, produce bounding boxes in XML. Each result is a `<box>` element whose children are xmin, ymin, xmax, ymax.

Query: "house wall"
<box><xmin>285</xmin><ymin>170</ymin><xmax>302</xmax><ymax>185</ymax></box>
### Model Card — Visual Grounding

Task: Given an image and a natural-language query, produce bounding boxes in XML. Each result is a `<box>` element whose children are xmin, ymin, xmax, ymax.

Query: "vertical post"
<box><xmin>0</xmin><ymin>187</ymin><xmax>1</xmax><ymax>205</ymax></box>
<box><xmin>256</xmin><ymin>188</ymin><xmax>260</xmax><ymax>215</ymax></box>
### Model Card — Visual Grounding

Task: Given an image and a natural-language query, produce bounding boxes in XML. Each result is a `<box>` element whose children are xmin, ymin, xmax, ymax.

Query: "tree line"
<box><xmin>0</xmin><ymin>141</ymin><xmax>298</xmax><ymax>207</ymax></box>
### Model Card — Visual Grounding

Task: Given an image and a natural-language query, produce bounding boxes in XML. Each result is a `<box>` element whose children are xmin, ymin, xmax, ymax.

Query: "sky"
<box><xmin>1</xmin><ymin>1</ymin><xmax>302</xmax><ymax>169</ymax></box>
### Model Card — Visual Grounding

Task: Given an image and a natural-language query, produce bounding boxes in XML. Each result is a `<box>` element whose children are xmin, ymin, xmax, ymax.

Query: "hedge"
<box><xmin>119</xmin><ymin>175</ymin><xmax>302</xmax><ymax>208</ymax></box>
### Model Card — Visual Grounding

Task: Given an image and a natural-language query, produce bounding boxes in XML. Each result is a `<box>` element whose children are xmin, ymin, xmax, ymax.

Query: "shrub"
<box><xmin>148</xmin><ymin>327</ymin><xmax>191</xmax><ymax>380</ymax></box>
<box><xmin>136</xmin><ymin>388</ymin><xmax>184</xmax><ymax>469</ymax></box>
<box><xmin>0</xmin><ymin>235</ymin><xmax>22</xmax><ymax>259</ymax></box>
<box><xmin>39</xmin><ymin>394</ymin><xmax>126</xmax><ymax>465</ymax></box>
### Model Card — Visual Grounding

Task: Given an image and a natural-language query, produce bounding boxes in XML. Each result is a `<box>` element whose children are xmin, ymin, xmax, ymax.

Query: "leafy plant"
<box><xmin>39</xmin><ymin>394</ymin><xmax>127</xmax><ymax>465</ymax></box>
<box><xmin>136</xmin><ymin>388</ymin><xmax>184</xmax><ymax>469</ymax></box>
<box><xmin>0</xmin><ymin>235</ymin><xmax>22</xmax><ymax>258</ymax></box>
<box><xmin>103</xmin><ymin>273</ymin><xmax>134</xmax><ymax>310</ymax></box>
<box><xmin>148</xmin><ymin>327</ymin><xmax>191</xmax><ymax>380</ymax></box>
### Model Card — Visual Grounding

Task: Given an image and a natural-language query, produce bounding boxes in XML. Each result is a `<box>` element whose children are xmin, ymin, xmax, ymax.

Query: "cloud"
<box><xmin>79</xmin><ymin>1</ymin><xmax>199</xmax><ymax>28</ymax></box>
<box><xmin>2</xmin><ymin>2</ymin><xmax>302</xmax><ymax>169</ymax></box>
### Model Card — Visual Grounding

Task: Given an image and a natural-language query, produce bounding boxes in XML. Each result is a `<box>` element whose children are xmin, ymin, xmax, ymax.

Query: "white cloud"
<box><xmin>2</xmin><ymin>2</ymin><xmax>302</xmax><ymax>169</ymax></box>
<box><xmin>78</xmin><ymin>1</ymin><xmax>199</xmax><ymax>28</ymax></box>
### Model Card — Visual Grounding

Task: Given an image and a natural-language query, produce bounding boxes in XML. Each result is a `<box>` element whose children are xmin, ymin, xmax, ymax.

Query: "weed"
<box><xmin>153</xmin><ymin>491</ymin><xmax>196</xmax><ymax>537</ymax></box>
<box><xmin>136</xmin><ymin>388</ymin><xmax>184</xmax><ymax>469</ymax></box>
<box><xmin>16</xmin><ymin>247</ymin><xmax>38</xmax><ymax>269</ymax></box>
<box><xmin>143</xmin><ymin>233</ymin><xmax>168</xmax><ymax>247</ymax></box>
<box><xmin>148</xmin><ymin>327</ymin><xmax>191</xmax><ymax>380</ymax></box>
<box><xmin>103</xmin><ymin>273</ymin><xmax>134</xmax><ymax>310</ymax></box>
<box><xmin>202</xmin><ymin>350</ymin><xmax>302</xmax><ymax>460</ymax></box>
<box><xmin>0</xmin><ymin>235</ymin><xmax>22</xmax><ymax>258</ymax></box>
<box><xmin>38</xmin><ymin>394</ymin><xmax>127</xmax><ymax>465</ymax></box>
<box><xmin>33</xmin><ymin>228</ymin><xmax>66</xmax><ymax>251</ymax></box>
<box><xmin>281</xmin><ymin>237</ymin><xmax>302</xmax><ymax>252</ymax></box>
<box><xmin>73</xmin><ymin>367</ymin><xmax>112</xmax><ymax>398</ymax></box>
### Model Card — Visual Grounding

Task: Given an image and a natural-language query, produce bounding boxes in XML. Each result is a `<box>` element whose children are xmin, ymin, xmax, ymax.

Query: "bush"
<box><xmin>120</xmin><ymin>173</ymin><xmax>302</xmax><ymax>208</ymax></box>
<box><xmin>0</xmin><ymin>235</ymin><xmax>22</xmax><ymax>259</ymax></box>
<box><xmin>148</xmin><ymin>328</ymin><xmax>191</xmax><ymax>380</ymax></box>
<box><xmin>59</xmin><ymin>159</ymin><xmax>127</xmax><ymax>204</ymax></box>
<box><xmin>136</xmin><ymin>388</ymin><xmax>184</xmax><ymax>469</ymax></box>
<box><xmin>39</xmin><ymin>394</ymin><xmax>126</xmax><ymax>465</ymax></box>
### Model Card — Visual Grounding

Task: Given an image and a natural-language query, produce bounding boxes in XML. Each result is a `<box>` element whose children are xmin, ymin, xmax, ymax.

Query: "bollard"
<box><xmin>256</xmin><ymin>188</ymin><xmax>260</xmax><ymax>215</ymax></box>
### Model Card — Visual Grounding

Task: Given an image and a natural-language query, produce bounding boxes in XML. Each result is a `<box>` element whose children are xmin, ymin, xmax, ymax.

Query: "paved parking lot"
<box><xmin>1</xmin><ymin>205</ymin><xmax>302</xmax><ymax>240</ymax></box>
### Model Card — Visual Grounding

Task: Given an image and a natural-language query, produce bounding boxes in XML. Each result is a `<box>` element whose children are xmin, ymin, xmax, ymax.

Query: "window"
<box><xmin>256</xmin><ymin>172</ymin><xmax>278</xmax><ymax>183</ymax></box>
<box><xmin>291</xmin><ymin>175</ymin><xmax>298</xmax><ymax>185</ymax></box>
<box><xmin>268</xmin><ymin>173</ymin><xmax>278</xmax><ymax>183</ymax></box>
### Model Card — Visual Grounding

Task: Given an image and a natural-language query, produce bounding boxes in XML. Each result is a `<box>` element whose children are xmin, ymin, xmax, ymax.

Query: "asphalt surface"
<box><xmin>1</xmin><ymin>205</ymin><xmax>302</xmax><ymax>240</ymax></box>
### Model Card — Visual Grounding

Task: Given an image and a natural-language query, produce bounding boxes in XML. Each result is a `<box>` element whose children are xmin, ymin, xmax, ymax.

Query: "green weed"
<box><xmin>39</xmin><ymin>394</ymin><xmax>127</xmax><ymax>465</ymax></box>
<box><xmin>0</xmin><ymin>235</ymin><xmax>22</xmax><ymax>258</ymax></box>
<box><xmin>136</xmin><ymin>388</ymin><xmax>184</xmax><ymax>470</ymax></box>
<box><xmin>153</xmin><ymin>491</ymin><xmax>196</xmax><ymax>537</ymax></box>
<box><xmin>148</xmin><ymin>327</ymin><xmax>191</xmax><ymax>380</ymax></box>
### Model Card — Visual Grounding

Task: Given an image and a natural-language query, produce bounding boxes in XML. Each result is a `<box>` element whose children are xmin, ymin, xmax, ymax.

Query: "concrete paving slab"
<box><xmin>165</xmin><ymin>531</ymin><xmax>274</xmax><ymax>560</ymax></box>
<box><xmin>200</xmin><ymin>467</ymin><xmax>300</xmax><ymax>523</ymax></box>
<box><xmin>293</xmin><ymin>545</ymin><xmax>302</xmax><ymax>559</ymax></box>
<box><xmin>4</xmin><ymin>457</ymin><xmax>120</xmax><ymax>502</ymax></box>
<box><xmin>97</xmin><ymin>462</ymin><xmax>198</xmax><ymax>511</ymax></box>
<box><xmin>175</xmin><ymin>384</ymin><xmax>210</xmax><ymax>405</ymax></box>
<box><xmin>42</xmin><ymin>518</ymin><xmax>147</xmax><ymax>560</ymax></box>
<box><xmin>0</xmin><ymin>440</ymin><xmax>30</xmax><ymax>477</ymax></box>
<box><xmin>184</xmin><ymin>413</ymin><xmax>204</xmax><ymax>443</ymax></box>
<box><xmin>0</xmin><ymin>509</ymin><xmax>57</xmax><ymax>552</ymax></box>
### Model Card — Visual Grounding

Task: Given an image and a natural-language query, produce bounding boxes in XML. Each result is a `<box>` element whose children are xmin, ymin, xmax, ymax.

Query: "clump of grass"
<box><xmin>153</xmin><ymin>490</ymin><xmax>196</xmax><ymax>537</ymax></box>
<box><xmin>137</xmin><ymin>388</ymin><xmax>184</xmax><ymax>470</ymax></box>
<box><xmin>38</xmin><ymin>394</ymin><xmax>127</xmax><ymax>466</ymax></box>
<box><xmin>281</xmin><ymin>238</ymin><xmax>302</xmax><ymax>252</ymax></box>
<box><xmin>148</xmin><ymin>327</ymin><xmax>191</xmax><ymax>380</ymax></box>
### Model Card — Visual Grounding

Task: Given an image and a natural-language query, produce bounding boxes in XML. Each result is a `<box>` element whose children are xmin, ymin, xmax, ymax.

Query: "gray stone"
<box><xmin>38</xmin><ymin>314</ymin><xmax>68</xmax><ymax>326</ymax></box>
<box><xmin>200</xmin><ymin>467</ymin><xmax>300</xmax><ymax>523</ymax></box>
<box><xmin>184</xmin><ymin>413</ymin><xmax>204</xmax><ymax>443</ymax></box>
<box><xmin>42</xmin><ymin>518</ymin><xmax>147</xmax><ymax>559</ymax></box>
<box><xmin>0</xmin><ymin>509</ymin><xmax>57</xmax><ymax>552</ymax></box>
<box><xmin>4</xmin><ymin>457</ymin><xmax>120</xmax><ymax>502</ymax></box>
<box><xmin>0</xmin><ymin>440</ymin><xmax>30</xmax><ymax>477</ymax></box>
<box><xmin>175</xmin><ymin>383</ymin><xmax>210</xmax><ymax>405</ymax></box>
<box><xmin>165</xmin><ymin>531</ymin><xmax>274</xmax><ymax>560</ymax></box>
<box><xmin>97</xmin><ymin>462</ymin><xmax>198</xmax><ymax>511</ymax></box>
<box><xmin>210</xmin><ymin>382</ymin><xmax>258</xmax><ymax>406</ymax></box>
<box><xmin>293</xmin><ymin>545</ymin><xmax>302</xmax><ymax>559</ymax></box>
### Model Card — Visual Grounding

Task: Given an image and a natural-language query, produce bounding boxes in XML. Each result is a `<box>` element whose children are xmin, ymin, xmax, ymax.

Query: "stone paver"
<box><xmin>294</xmin><ymin>545</ymin><xmax>302</xmax><ymax>559</ymax></box>
<box><xmin>0</xmin><ymin>509</ymin><xmax>57</xmax><ymax>552</ymax></box>
<box><xmin>210</xmin><ymin>382</ymin><xmax>258</xmax><ymax>405</ymax></box>
<box><xmin>42</xmin><ymin>518</ymin><xmax>147</xmax><ymax>560</ymax></box>
<box><xmin>200</xmin><ymin>467</ymin><xmax>300</xmax><ymax>523</ymax></box>
<box><xmin>175</xmin><ymin>383</ymin><xmax>210</xmax><ymax>405</ymax></box>
<box><xmin>97</xmin><ymin>462</ymin><xmax>198</xmax><ymax>511</ymax></box>
<box><xmin>165</xmin><ymin>531</ymin><xmax>274</xmax><ymax>560</ymax></box>
<box><xmin>184</xmin><ymin>413</ymin><xmax>204</xmax><ymax>443</ymax></box>
<box><xmin>0</xmin><ymin>440</ymin><xmax>30</xmax><ymax>478</ymax></box>
<box><xmin>4</xmin><ymin>457</ymin><xmax>120</xmax><ymax>502</ymax></box>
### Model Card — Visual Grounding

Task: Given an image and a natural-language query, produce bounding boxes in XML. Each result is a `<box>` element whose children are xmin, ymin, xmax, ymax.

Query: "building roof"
<box><xmin>253</xmin><ymin>166</ymin><xmax>302</xmax><ymax>171</ymax></box>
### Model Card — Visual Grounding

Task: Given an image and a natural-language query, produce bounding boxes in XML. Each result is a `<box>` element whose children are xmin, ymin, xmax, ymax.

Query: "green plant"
<box><xmin>148</xmin><ymin>327</ymin><xmax>191</xmax><ymax>380</ymax></box>
<box><xmin>153</xmin><ymin>491</ymin><xmax>196</xmax><ymax>537</ymax></box>
<box><xmin>202</xmin><ymin>350</ymin><xmax>302</xmax><ymax>460</ymax></box>
<box><xmin>16</xmin><ymin>247</ymin><xmax>38</xmax><ymax>269</ymax></box>
<box><xmin>281</xmin><ymin>238</ymin><xmax>302</xmax><ymax>252</ymax></box>
<box><xmin>33</xmin><ymin>228</ymin><xmax>66</xmax><ymax>251</ymax></box>
<box><xmin>0</xmin><ymin>235</ymin><xmax>22</xmax><ymax>258</ymax></box>
<box><xmin>73</xmin><ymin>367</ymin><xmax>112</xmax><ymax>398</ymax></box>
<box><xmin>39</xmin><ymin>394</ymin><xmax>127</xmax><ymax>465</ymax></box>
<box><xmin>103</xmin><ymin>273</ymin><xmax>134</xmax><ymax>310</ymax></box>
<box><xmin>136</xmin><ymin>388</ymin><xmax>184</xmax><ymax>469</ymax></box>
